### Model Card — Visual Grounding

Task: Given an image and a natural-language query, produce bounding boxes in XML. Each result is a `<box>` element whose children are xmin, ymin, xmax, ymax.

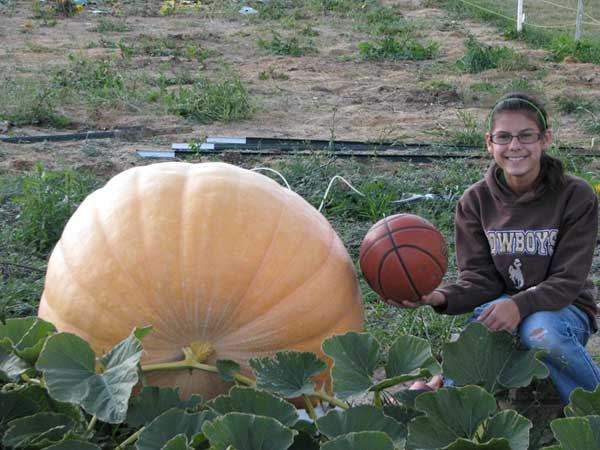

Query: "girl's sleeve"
<box><xmin>436</xmin><ymin>192</ymin><xmax>505</xmax><ymax>315</ymax></box>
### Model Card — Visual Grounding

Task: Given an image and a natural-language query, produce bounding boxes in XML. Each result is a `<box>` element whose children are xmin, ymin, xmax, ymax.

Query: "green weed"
<box><xmin>555</xmin><ymin>94</ymin><xmax>597</xmax><ymax>115</ymax></box>
<box><xmin>359</xmin><ymin>36</ymin><xmax>439</xmax><ymax>60</ymax></box>
<box><xmin>457</xmin><ymin>34</ymin><xmax>528</xmax><ymax>73</ymax></box>
<box><xmin>92</xmin><ymin>17</ymin><xmax>131</xmax><ymax>33</ymax></box>
<box><xmin>166</xmin><ymin>78</ymin><xmax>253</xmax><ymax>123</ymax></box>
<box><xmin>118</xmin><ymin>35</ymin><xmax>213</xmax><ymax>60</ymax></box>
<box><xmin>258</xmin><ymin>31</ymin><xmax>318</xmax><ymax>56</ymax></box>
<box><xmin>13</xmin><ymin>164</ymin><xmax>98</xmax><ymax>254</ymax></box>
<box><xmin>258</xmin><ymin>66</ymin><xmax>289</xmax><ymax>80</ymax></box>
<box><xmin>434</xmin><ymin>110</ymin><xmax>485</xmax><ymax>147</ymax></box>
<box><xmin>0</xmin><ymin>75</ymin><xmax>70</xmax><ymax>127</ymax></box>
<box><xmin>53</xmin><ymin>55</ymin><xmax>124</xmax><ymax>93</ymax></box>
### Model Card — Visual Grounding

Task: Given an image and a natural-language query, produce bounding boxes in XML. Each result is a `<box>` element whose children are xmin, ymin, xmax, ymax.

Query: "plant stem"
<box><xmin>86</xmin><ymin>415</ymin><xmax>97</xmax><ymax>433</ymax></box>
<box><xmin>312</xmin><ymin>390</ymin><xmax>349</xmax><ymax>410</ymax></box>
<box><xmin>374</xmin><ymin>390</ymin><xmax>383</xmax><ymax>409</ymax></box>
<box><xmin>140</xmin><ymin>348</ymin><xmax>255</xmax><ymax>387</ymax></box>
<box><xmin>114</xmin><ymin>427</ymin><xmax>144</xmax><ymax>450</ymax></box>
<box><xmin>303</xmin><ymin>394</ymin><xmax>319</xmax><ymax>422</ymax></box>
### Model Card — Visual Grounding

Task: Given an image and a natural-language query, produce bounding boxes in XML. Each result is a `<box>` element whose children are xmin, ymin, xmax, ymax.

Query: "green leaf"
<box><xmin>2</xmin><ymin>412</ymin><xmax>76</xmax><ymax>449</ymax></box>
<box><xmin>37</xmin><ymin>331</ymin><xmax>143</xmax><ymax>423</ymax></box>
<box><xmin>216</xmin><ymin>359</ymin><xmax>241</xmax><ymax>382</ymax></box>
<box><xmin>321</xmin><ymin>332</ymin><xmax>379</xmax><ymax>399</ymax></box>
<box><xmin>481</xmin><ymin>410</ymin><xmax>532</xmax><ymax>450</ymax></box>
<box><xmin>320</xmin><ymin>431</ymin><xmax>395</xmax><ymax>450</ymax></box>
<box><xmin>0</xmin><ymin>317</ymin><xmax>56</xmax><ymax>364</ymax></box>
<box><xmin>564</xmin><ymin>385</ymin><xmax>600</xmax><ymax>417</ymax></box>
<box><xmin>0</xmin><ymin>389</ymin><xmax>41</xmax><ymax>432</ymax></box>
<box><xmin>44</xmin><ymin>440</ymin><xmax>102</xmax><ymax>450</ymax></box>
<box><xmin>133</xmin><ymin>326</ymin><xmax>153</xmax><ymax>341</ymax></box>
<box><xmin>161</xmin><ymin>434</ymin><xmax>192</xmax><ymax>450</ymax></box>
<box><xmin>1</xmin><ymin>385</ymin><xmax>82</xmax><ymax>433</ymax></box>
<box><xmin>136</xmin><ymin>408</ymin><xmax>215</xmax><ymax>450</ymax></box>
<box><xmin>202</xmin><ymin>412</ymin><xmax>296</xmax><ymax>450</ymax></box>
<box><xmin>550</xmin><ymin>416</ymin><xmax>600</xmax><ymax>450</ymax></box>
<box><xmin>383</xmin><ymin>403</ymin><xmax>423</xmax><ymax>426</ymax></box>
<box><xmin>249</xmin><ymin>351</ymin><xmax>326</xmax><ymax>398</ymax></box>
<box><xmin>127</xmin><ymin>386</ymin><xmax>200</xmax><ymax>428</ymax></box>
<box><xmin>406</xmin><ymin>386</ymin><xmax>498</xmax><ymax>450</ymax></box>
<box><xmin>0</xmin><ymin>338</ymin><xmax>29</xmax><ymax>381</ymax></box>
<box><xmin>316</xmin><ymin>404</ymin><xmax>405</xmax><ymax>447</ymax></box>
<box><xmin>442</xmin><ymin>438</ymin><xmax>512</xmax><ymax>449</ymax></box>
<box><xmin>206</xmin><ymin>386</ymin><xmax>298</xmax><ymax>427</ymax></box>
<box><xmin>372</xmin><ymin>335</ymin><xmax>442</xmax><ymax>391</ymax></box>
<box><xmin>442</xmin><ymin>322</ymin><xmax>548</xmax><ymax>394</ymax></box>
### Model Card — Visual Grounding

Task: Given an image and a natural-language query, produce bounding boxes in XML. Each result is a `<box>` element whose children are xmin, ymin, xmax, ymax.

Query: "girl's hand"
<box><xmin>385</xmin><ymin>290</ymin><xmax>446</xmax><ymax>309</ymax></box>
<box><xmin>478</xmin><ymin>298</ymin><xmax>521</xmax><ymax>332</ymax></box>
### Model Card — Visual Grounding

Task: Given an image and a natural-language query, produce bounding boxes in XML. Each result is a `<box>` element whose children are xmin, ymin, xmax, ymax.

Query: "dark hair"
<box><xmin>489</xmin><ymin>92</ymin><xmax>565</xmax><ymax>190</ymax></box>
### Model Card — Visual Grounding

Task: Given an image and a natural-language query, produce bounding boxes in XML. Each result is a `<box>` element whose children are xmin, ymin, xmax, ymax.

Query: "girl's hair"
<box><xmin>489</xmin><ymin>92</ymin><xmax>565</xmax><ymax>190</ymax></box>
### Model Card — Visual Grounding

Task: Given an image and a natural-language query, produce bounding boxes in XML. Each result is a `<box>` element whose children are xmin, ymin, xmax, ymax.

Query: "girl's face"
<box><xmin>485</xmin><ymin>110</ymin><xmax>552</xmax><ymax>194</ymax></box>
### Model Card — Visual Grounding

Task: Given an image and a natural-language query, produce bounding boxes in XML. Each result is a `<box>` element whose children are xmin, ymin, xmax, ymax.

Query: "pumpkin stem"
<box><xmin>189</xmin><ymin>341</ymin><xmax>214</xmax><ymax>363</ymax></box>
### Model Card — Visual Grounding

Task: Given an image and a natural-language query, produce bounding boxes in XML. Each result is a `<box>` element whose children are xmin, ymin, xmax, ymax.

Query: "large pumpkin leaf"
<box><xmin>135</xmin><ymin>408</ymin><xmax>215</xmax><ymax>450</ymax></box>
<box><xmin>36</xmin><ymin>330</ymin><xmax>144</xmax><ymax>423</ymax></box>
<box><xmin>319</xmin><ymin>431</ymin><xmax>395</xmax><ymax>450</ymax></box>
<box><xmin>2</xmin><ymin>412</ymin><xmax>76</xmax><ymax>449</ymax></box>
<box><xmin>372</xmin><ymin>335</ymin><xmax>442</xmax><ymax>391</ymax></box>
<box><xmin>0</xmin><ymin>385</ymin><xmax>82</xmax><ymax>434</ymax></box>
<box><xmin>0</xmin><ymin>338</ymin><xmax>29</xmax><ymax>381</ymax></box>
<box><xmin>564</xmin><ymin>385</ymin><xmax>600</xmax><ymax>417</ymax></box>
<box><xmin>161</xmin><ymin>434</ymin><xmax>192</xmax><ymax>450</ymax></box>
<box><xmin>316</xmin><ymin>404</ymin><xmax>405</xmax><ymax>447</ymax></box>
<box><xmin>480</xmin><ymin>409</ymin><xmax>532</xmax><ymax>450</ymax></box>
<box><xmin>321</xmin><ymin>332</ymin><xmax>379</xmax><ymax>399</ymax></box>
<box><xmin>442</xmin><ymin>438</ymin><xmax>512</xmax><ymax>450</ymax></box>
<box><xmin>44</xmin><ymin>441</ymin><xmax>101</xmax><ymax>450</ymax></box>
<box><xmin>549</xmin><ymin>416</ymin><xmax>600</xmax><ymax>450</ymax></box>
<box><xmin>127</xmin><ymin>386</ymin><xmax>202</xmax><ymax>428</ymax></box>
<box><xmin>406</xmin><ymin>386</ymin><xmax>499</xmax><ymax>450</ymax></box>
<box><xmin>442</xmin><ymin>322</ymin><xmax>548</xmax><ymax>394</ymax></box>
<box><xmin>202</xmin><ymin>412</ymin><xmax>296</xmax><ymax>450</ymax></box>
<box><xmin>0</xmin><ymin>317</ymin><xmax>56</xmax><ymax>364</ymax></box>
<box><xmin>205</xmin><ymin>386</ymin><xmax>298</xmax><ymax>427</ymax></box>
<box><xmin>249</xmin><ymin>351</ymin><xmax>327</xmax><ymax>398</ymax></box>
<box><xmin>1</xmin><ymin>389</ymin><xmax>41</xmax><ymax>432</ymax></box>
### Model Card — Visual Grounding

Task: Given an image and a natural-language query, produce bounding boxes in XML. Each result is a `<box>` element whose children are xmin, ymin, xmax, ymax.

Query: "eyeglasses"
<box><xmin>490</xmin><ymin>131</ymin><xmax>542</xmax><ymax>145</ymax></box>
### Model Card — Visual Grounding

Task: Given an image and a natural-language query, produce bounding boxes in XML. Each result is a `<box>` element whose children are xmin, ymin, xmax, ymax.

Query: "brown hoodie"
<box><xmin>436</xmin><ymin>164</ymin><xmax>598</xmax><ymax>330</ymax></box>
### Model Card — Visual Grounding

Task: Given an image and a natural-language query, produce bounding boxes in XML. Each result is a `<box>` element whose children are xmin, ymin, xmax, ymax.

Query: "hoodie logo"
<box><xmin>486</xmin><ymin>229</ymin><xmax>558</xmax><ymax>256</ymax></box>
<box><xmin>508</xmin><ymin>258</ymin><xmax>524</xmax><ymax>289</ymax></box>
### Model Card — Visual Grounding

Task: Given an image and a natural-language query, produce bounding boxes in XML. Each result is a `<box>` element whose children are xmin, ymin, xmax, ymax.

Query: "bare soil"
<box><xmin>1</xmin><ymin>0</ymin><xmax>599</xmax><ymax>175</ymax></box>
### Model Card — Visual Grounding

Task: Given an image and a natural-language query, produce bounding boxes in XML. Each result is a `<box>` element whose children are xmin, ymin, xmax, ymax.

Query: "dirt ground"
<box><xmin>1</xmin><ymin>0</ymin><xmax>600</xmax><ymax>175</ymax></box>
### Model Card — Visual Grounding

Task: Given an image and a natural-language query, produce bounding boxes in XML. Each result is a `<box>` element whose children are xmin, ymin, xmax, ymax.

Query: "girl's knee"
<box><xmin>519</xmin><ymin>312</ymin><xmax>565</xmax><ymax>352</ymax></box>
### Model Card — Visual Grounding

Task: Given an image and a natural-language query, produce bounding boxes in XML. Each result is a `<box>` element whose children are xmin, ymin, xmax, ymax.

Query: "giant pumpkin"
<box><xmin>38</xmin><ymin>162</ymin><xmax>364</xmax><ymax>400</ymax></box>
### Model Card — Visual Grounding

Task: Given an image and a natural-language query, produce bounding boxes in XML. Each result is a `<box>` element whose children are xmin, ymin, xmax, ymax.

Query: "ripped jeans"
<box><xmin>449</xmin><ymin>294</ymin><xmax>600</xmax><ymax>404</ymax></box>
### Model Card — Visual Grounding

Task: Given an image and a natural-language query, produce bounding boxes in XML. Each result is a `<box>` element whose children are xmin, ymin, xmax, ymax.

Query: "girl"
<box><xmin>390</xmin><ymin>92</ymin><xmax>600</xmax><ymax>404</ymax></box>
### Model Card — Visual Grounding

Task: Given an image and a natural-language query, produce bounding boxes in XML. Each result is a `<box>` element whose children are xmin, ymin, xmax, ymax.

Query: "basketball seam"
<box><xmin>393</xmin><ymin>244</ymin><xmax>446</xmax><ymax>274</ymax></box>
<box><xmin>360</xmin><ymin>226</ymin><xmax>443</xmax><ymax>260</ymax></box>
<box><xmin>383</xmin><ymin>218</ymin><xmax>421</xmax><ymax>300</ymax></box>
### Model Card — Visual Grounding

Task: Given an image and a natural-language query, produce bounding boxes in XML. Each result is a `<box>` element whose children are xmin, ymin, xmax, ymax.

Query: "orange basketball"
<box><xmin>359</xmin><ymin>214</ymin><xmax>448</xmax><ymax>302</ymax></box>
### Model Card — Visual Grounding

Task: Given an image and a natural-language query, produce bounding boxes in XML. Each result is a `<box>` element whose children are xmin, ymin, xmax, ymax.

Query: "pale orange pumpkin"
<box><xmin>38</xmin><ymin>162</ymin><xmax>364</xmax><ymax>400</ymax></box>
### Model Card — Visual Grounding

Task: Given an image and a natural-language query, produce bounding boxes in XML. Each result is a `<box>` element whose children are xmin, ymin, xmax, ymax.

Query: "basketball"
<box><xmin>359</xmin><ymin>214</ymin><xmax>448</xmax><ymax>302</ymax></box>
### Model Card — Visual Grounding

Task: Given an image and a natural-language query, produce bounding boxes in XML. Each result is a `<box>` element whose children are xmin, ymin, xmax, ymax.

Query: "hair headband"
<box><xmin>488</xmin><ymin>96</ymin><xmax>548</xmax><ymax>131</ymax></box>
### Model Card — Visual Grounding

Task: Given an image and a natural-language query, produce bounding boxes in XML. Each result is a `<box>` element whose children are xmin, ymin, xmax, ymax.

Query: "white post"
<box><xmin>517</xmin><ymin>0</ymin><xmax>524</xmax><ymax>33</ymax></box>
<box><xmin>575</xmin><ymin>0</ymin><xmax>583</xmax><ymax>41</ymax></box>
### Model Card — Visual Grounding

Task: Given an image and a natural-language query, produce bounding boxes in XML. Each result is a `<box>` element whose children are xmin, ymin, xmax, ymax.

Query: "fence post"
<box><xmin>517</xmin><ymin>0</ymin><xmax>524</xmax><ymax>33</ymax></box>
<box><xmin>575</xmin><ymin>0</ymin><xmax>583</xmax><ymax>41</ymax></box>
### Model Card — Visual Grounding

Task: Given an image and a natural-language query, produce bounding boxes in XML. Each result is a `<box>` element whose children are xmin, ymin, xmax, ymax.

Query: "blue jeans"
<box><xmin>446</xmin><ymin>295</ymin><xmax>600</xmax><ymax>404</ymax></box>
